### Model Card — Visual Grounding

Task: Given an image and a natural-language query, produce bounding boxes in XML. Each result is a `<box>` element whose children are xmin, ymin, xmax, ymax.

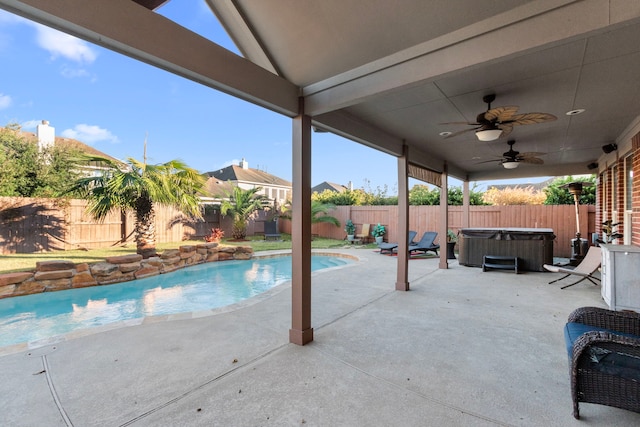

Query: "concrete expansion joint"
<box><xmin>315</xmin><ymin>289</ymin><xmax>396</xmax><ymax>331</ymax></box>
<box><xmin>118</xmin><ymin>343</ymin><xmax>290</xmax><ymax>427</ymax></box>
<box><xmin>310</xmin><ymin>344</ymin><xmax>514</xmax><ymax>427</ymax></box>
<box><xmin>41</xmin><ymin>355</ymin><xmax>74</xmax><ymax>426</ymax></box>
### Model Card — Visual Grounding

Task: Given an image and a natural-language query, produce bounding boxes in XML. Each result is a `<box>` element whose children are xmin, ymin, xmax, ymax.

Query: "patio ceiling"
<box><xmin>3</xmin><ymin>0</ymin><xmax>640</xmax><ymax>182</ymax></box>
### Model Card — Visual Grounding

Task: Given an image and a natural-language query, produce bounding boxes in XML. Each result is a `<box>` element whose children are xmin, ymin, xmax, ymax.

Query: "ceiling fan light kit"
<box><xmin>502</xmin><ymin>160</ymin><xmax>519</xmax><ymax>169</ymax></box>
<box><xmin>476</xmin><ymin>128</ymin><xmax>502</xmax><ymax>141</ymax></box>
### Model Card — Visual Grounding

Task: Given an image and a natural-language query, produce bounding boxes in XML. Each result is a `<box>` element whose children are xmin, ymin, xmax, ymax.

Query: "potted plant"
<box><xmin>371</xmin><ymin>223</ymin><xmax>386</xmax><ymax>244</ymax></box>
<box><xmin>345</xmin><ymin>219</ymin><xmax>356</xmax><ymax>241</ymax></box>
<box><xmin>598</xmin><ymin>220</ymin><xmax>623</xmax><ymax>244</ymax></box>
<box><xmin>446</xmin><ymin>229</ymin><xmax>457</xmax><ymax>259</ymax></box>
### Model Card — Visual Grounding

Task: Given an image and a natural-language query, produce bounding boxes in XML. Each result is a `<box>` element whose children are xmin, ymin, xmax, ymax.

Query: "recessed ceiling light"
<box><xmin>566</xmin><ymin>109</ymin><xmax>585</xmax><ymax>116</ymax></box>
<box><xmin>439</xmin><ymin>131</ymin><xmax>452</xmax><ymax>137</ymax></box>
<box><xmin>472</xmin><ymin>156</ymin><xmax>482</xmax><ymax>160</ymax></box>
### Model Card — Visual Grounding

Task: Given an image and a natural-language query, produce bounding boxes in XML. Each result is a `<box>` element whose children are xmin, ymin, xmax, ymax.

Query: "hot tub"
<box><xmin>458</xmin><ymin>228</ymin><xmax>555</xmax><ymax>272</ymax></box>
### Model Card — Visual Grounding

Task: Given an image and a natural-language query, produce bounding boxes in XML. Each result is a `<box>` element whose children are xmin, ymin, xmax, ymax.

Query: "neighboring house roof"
<box><xmin>204</xmin><ymin>161</ymin><xmax>292</xmax><ymax>199</ymax></box>
<box><xmin>201</xmin><ymin>178</ymin><xmax>235</xmax><ymax>199</ymax></box>
<box><xmin>312</xmin><ymin>181</ymin><xmax>348</xmax><ymax>193</ymax></box>
<box><xmin>18</xmin><ymin>130</ymin><xmax>120</xmax><ymax>163</ymax></box>
<box><xmin>205</xmin><ymin>164</ymin><xmax>291</xmax><ymax>188</ymax></box>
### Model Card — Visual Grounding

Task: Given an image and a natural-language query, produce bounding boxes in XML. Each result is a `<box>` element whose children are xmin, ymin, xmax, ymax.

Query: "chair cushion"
<box><xmin>564</xmin><ymin>322</ymin><xmax>640</xmax><ymax>380</ymax></box>
<box><xmin>564</xmin><ymin>322</ymin><xmax>639</xmax><ymax>357</ymax></box>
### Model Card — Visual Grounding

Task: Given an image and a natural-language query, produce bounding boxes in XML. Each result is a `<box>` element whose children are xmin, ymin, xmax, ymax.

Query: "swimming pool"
<box><xmin>0</xmin><ymin>255</ymin><xmax>352</xmax><ymax>347</ymax></box>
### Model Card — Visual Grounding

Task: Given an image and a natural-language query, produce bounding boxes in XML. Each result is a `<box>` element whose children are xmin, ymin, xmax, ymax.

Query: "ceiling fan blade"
<box><xmin>519</xmin><ymin>157</ymin><xmax>544</xmax><ymax>164</ymax></box>
<box><xmin>439</xmin><ymin>121</ymin><xmax>480</xmax><ymax>125</ymax></box>
<box><xmin>505</xmin><ymin>112</ymin><xmax>557</xmax><ymax>126</ymax></box>
<box><xmin>474</xmin><ymin>158</ymin><xmax>502</xmax><ymax>164</ymax></box>
<box><xmin>518</xmin><ymin>151</ymin><xmax>546</xmax><ymax>158</ymax></box>
<box><xmin>497</xmin><ymin>123</ymin><xmax>513</xmax><ymax>138</ymax></box>
<box><xmin>484</xmin><ymin>106</ymin><xmax>519</xmax><ymax>122</ymax></box>
<box><xmin>444</xmin><ymin>127</ymin><xmax>479</xmax><ymax>138</ymax></box>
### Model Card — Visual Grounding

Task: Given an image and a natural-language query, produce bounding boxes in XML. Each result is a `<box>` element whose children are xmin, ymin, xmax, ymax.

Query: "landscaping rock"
<box><xmin>36</xmin><ymin>260</ymin><xmax>75</xmax><ymax>272</ymax></box>
<box><xmin>43</xmin><ymin>278</ymin><xmax>72</xmax><ymax>292</ymax></box>
<box><xmin>161</xmin><ymin>249</ymin><xmax>180</xmax><ymax>259</ymax></box>
<box><xmin>118</xmin><ymin>262</ymin><xmax>142</xmax><ymax>273</ymax></box>
<box><xmin>14</xmin><ymin>281</ymin><xmax>46</xmax><ymax>296</ymax></box>
<box><xmin>34</xmin><ymin>270</ymin><xmax>73</xmax><ymax>281</ymax></box>
<box><xmin>105</xmin><ymin>254</ymin><xmax>143</xmax><ymax>264</ymax></box>
<box><xmin>72</xmin><ymin>272</ymin><xmax>98</xmax><ymax>288</ymax></box>
<box><xmin>90</xmin><ymin>262</ymin><xmax>119</xmax><ymax>276</ymax></box>
<box><xmin>0</xmin><ymin>272</ymin><xmax>34</xmax><ymax>286</ymax></box>
<box><xmin>0</xmin><ymin>284</ymin><xmax>16</xmax><ymax>298</ymax></box>
<box><xmin>135</xmin><ymin>266</ymin><xmax>160</xmax><ymax>279</ymax></box>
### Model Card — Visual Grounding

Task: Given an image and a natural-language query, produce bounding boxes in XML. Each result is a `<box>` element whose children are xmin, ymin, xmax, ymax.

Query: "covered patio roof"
<box><xmin>3</xmin><ymin>0</ymin><xmax>639</xmax><ymax>345</ymax></box>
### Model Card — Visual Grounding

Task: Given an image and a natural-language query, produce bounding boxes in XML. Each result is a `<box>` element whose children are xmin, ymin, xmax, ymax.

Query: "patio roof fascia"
<box><xmin>0</xmin><ymin>0</ymin><xmax>301</xmax><ymax>117</ymax></box>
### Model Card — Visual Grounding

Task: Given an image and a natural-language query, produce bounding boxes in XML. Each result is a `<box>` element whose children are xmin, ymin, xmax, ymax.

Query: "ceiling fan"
<box><xmin>442</xmin><ymin>94</ymin><xmax>557</xmax><ymax>141</ymax></box>
<box><xmin>477</xmin><ymin>140</ymin><xmax>545</xmax><ymax>169</ymax></box>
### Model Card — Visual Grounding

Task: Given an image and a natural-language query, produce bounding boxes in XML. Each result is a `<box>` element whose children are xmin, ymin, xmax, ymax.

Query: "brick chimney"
<box><xmin>36</xmin><ymin>120</ymin><xmax>55</xmax><ymax>151</ymax></box>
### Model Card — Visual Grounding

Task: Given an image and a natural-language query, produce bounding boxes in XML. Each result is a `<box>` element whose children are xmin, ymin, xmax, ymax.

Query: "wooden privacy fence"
<box><xmin>0</xmin><ymin>197</ymin><xmax>221</xmax><ymax>254</ymax></box>
<box><xmin>279</xmin><ymin>204</ymin><xmax>595</xmax><ymax>258</ymax></box>
<box><xmin>0</xmin><ymin>197</ymin><xmax>594</xmax><ymax>258</ymax></box>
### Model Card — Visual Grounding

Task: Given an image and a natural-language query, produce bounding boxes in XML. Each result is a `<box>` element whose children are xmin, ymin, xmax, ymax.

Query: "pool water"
<box><xmin>0</xmin><ymin>255</ymin><xmax>351</xmax><ymax>347</ymax></box>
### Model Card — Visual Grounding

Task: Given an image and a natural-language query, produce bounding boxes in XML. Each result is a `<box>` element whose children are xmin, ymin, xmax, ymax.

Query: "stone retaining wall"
<box><xmin>0</xmin><ymin>243</ymin><xmax>253</xmax><ymax>299</ymax></box>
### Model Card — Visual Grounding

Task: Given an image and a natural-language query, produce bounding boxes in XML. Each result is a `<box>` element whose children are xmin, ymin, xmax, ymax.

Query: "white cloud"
<box><xmin>34</xmin><ymin>24</ymin><xmax>97</xmax><ymax>64</ymax></box>
<box><xmin>21</xmin><ymin>120</ymin><xmax>41</xmax><ymax>130</ymax></box>
<box><xmin>0</xmin><ymin>93</ymin><xmax>11</xmax><ymax>109</ymax></box>
<box><xmin>61</xmin><ymin>124</ymin><xmax>119</xmax><ymax>144</ymax></box>
<box><xmin>60</xmin><ymin>65</ymin><xmax>92</xmax><ymax>79</ymax></box>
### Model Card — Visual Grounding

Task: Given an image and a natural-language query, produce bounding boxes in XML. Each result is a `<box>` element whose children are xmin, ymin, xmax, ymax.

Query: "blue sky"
<box><xmin>0</xmin><ymin>2</ymin><xmax>545</xmax><ymax>193</ymax></box>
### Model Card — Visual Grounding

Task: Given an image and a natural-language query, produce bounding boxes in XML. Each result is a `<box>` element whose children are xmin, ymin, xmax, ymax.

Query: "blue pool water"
<box><xmin>0</xmin><ymin>255</ymin><xmax>351</xmax><ymax>347</ymax></box>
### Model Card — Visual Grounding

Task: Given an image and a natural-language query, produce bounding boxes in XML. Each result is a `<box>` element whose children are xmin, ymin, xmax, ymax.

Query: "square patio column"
<box><xmin>396</xmin><ymin>144</ymin><xmax>410</xmax><ymax>290</ymax></box>
<box><xmin>439</xmin><ymin>165</ymin><xmax>449</xmax><ymax>269</ymax></box>
<box><xmin>289</xmin><ymin>100</ymin><xmax>313</xmax><ymax>345</ymax></box>
<box><xmin>462</xmin><ymin>180</ymin><xmax>470</xmax><ymax>228</ymax></box>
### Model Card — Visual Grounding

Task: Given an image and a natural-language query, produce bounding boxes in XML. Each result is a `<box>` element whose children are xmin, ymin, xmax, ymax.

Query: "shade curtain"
<box><xmin>408</xmin><ymin>163</ymin><xmax>441</xmax><ymax>187</ymax></box>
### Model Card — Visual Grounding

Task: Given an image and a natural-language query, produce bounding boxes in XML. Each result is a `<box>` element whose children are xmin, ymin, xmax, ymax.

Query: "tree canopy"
<box><xmin>0</xmin><ymin>123</ymin><xmax>82</xmax><ymax>198</ymax></box>
<box><xmin>543</xmin><ymin>175</ymin><xmax>596</xmax><ymax>205</ymax></box>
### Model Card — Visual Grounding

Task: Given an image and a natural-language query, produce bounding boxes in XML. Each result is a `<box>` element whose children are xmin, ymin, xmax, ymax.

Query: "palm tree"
<box><xmin>278</xmin><ymin>200</ymin><xmax>341</xmax><ymax>227</ymax></box>
<box><xmin>310</xmin><ymin>201</ymin><xmax>340</xmax><ymax>227</ymax></box>
<box><xmin>65</xmin><ymin>155</ymin><xmax>205</xmax><ymax>257</ymax></box>
<box><xmin>220</xmin><ymin>186</ymin><xmax>267</xmax><ymax>239</ymax></box>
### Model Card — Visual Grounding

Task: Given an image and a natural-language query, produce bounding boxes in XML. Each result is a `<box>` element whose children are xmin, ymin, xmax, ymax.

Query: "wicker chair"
<box><xmin>565</xmin><ymin>307</ymin><xmax>640</xmax><ymax>419</ymax></box>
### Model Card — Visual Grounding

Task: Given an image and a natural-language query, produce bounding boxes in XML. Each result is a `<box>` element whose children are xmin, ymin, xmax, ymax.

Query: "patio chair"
<box><xmin>543</xmin><ymin>246</ymin><xmax>601</xmax><ymax>289</ymax></box>
<box><xmin>564</xmin><ymin>306</ymin><xmax>640</xmax><ymax>419</ymax></box>
<box><xmin>408</xmin><ymin>231</ymin><xmax>439</xmax><ymax>256</ymax></box>
<box><xmin>356</xmin><ymin>223</ymin><xmax>371</xmax><ymax>244</ymax></box>
<box><xmin>378</xmin><ymin>230</ymin><xmax>417</xmax><ymax>254</ymax></box>
<box><xmin>263</xmin><ymin>220</ymin><xmax>281</xmax><ymax>241</ymax></box>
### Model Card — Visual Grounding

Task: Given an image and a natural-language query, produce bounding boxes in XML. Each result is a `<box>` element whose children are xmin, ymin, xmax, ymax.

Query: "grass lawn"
<box><xmin>0</xmin><ymin>234</ymin><xmax>372</xmax><ymax>273</ymax></box>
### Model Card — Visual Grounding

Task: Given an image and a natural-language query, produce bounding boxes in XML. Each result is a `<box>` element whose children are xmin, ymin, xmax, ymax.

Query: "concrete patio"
<box><xmin>1</xmin><ymin>249</ymin><xmax>639</xmax><ymax>426</ymax></box>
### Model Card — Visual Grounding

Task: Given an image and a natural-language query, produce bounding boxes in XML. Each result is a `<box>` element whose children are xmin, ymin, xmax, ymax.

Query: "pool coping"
<box><xmin>0</xmin><ymin>250</ymin><xmax>360</xmax><ymax>356</ymax></box>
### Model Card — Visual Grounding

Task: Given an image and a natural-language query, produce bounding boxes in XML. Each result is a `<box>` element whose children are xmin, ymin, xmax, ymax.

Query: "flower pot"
<box><xmin>446</xmin><ymin>241</ymin><xmax>456</xmax><ymax>259</ymax></box>
<box><xmin>375</xmin><ymin>236</ymin><xmax>384</xmax><ymax>244</ymax></box>
<box><xmin>347</xmin><ymin>235</ymin><xmax>355</xmax><ymax>242</ymax></box>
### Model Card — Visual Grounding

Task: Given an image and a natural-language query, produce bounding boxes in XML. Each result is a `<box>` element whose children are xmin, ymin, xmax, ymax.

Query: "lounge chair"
<box><xmin>378</xmin><ymin>230</ymin><xmax>417</xmax><ymax>254</ymax></box>
<box><xmin>409</xmin><ymin>231</ymin><xmax>439</xmax><ymax>256</ymax></box>
<box><xmin>543</xmin><ymin>246</ymin><xmax>601</xmax><ymax>289</ymax></box>
<box><xmin>356</xmin><ymin>223</ymin><xmax>371</xmax><ymax>244</ymax></box>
